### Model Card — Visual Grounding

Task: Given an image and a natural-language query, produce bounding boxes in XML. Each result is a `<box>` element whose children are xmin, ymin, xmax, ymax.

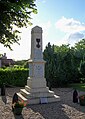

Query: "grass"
<box><xmin>69</xmin><ymin>83</ymin><xmax>85</xmax><ymax>91</ymax></box>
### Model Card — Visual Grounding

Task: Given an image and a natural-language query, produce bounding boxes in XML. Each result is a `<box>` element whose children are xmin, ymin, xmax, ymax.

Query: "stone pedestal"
<box><xmin>17</xmin><ymin>26</ymin><xmax>60</xmax><ymax>104</ymax></box>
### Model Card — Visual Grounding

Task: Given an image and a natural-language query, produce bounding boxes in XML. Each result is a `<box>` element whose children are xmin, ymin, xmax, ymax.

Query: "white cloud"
<box><xmin>67</xmin><ymin>32</ymin><xmax>84</xmax><ymax>46</ymax></box>
<box><xmin>55</xmin><ymin>17</ymin><xmax>85</xmax><ymax>46</ymax></box>
<box><xmin>55</xmin><ymin>16</ymin><xmax>85</xmax><ymax>33</ymax></box>
<box><xmin>55</xmin><ymin>32</ymin><xmax>84</xmax><ymax>47</ymax></box>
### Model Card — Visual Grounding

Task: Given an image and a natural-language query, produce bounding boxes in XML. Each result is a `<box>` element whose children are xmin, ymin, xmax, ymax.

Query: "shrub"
<box><xmin>0</xmin><ymin>67</ymin><xmax>29</xmax><ymax>87</ymax></box>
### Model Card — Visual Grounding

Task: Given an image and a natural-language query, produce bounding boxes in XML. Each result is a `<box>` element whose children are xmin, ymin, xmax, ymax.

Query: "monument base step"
<box><xmin>17</xmin><ymin>89</ymin><xmax>60</xmax><ymax>105</ymax></box>
<box><xmin>20</xmin><ymin>88</ymin><xmax>55</xmax><ymax>99</ymax></box>
<box><xmin>17</xmin><ymin>92</ymin><xmax>27</xmax><ymax>102</ymax></box>
<box><xmin>25</xmin><ymin>85</ymin><xmax>49</xmax><ymax>93</ymax></box>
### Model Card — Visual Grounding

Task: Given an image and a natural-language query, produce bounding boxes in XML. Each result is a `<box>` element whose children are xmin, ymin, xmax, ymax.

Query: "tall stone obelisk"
<box><xmin>27</xmin><ymin>26</ymin><xmax>46</xmax><ymax>90</ymax></box>
<box><xmin>17</xmin><ymin>26</ymin><xmax>60</xmax><ymax>104</ymax></box>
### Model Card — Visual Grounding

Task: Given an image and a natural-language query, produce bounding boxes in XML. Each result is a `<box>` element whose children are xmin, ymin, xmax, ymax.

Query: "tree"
<box><xmin>43</xmin><ymin>39</ymin><xmax>85</xmax><ymax>87</ymax></box>
<box><xmin>75</xmin><ymin>39</ymin><xmax>85</xmax><ymax>60</ymax></box>
<box><xmin>79</xmin><ymin>61</ymin><xmax>85</xmax><ymax>78</ymax></box>
<box><xmin>43</xmin><ymin>43</ymin><xmax>55</xmax><ymax>86</ymax></box>
<box><xmin>0</xmin><ymin>0</ymin><xmax>37</xmax><ymax>50</ymax></box>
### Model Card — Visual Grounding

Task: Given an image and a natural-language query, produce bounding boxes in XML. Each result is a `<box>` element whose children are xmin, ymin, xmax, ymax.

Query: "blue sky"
<box><xmin>0</xmin><ymin>0</ymin><xmax>85</xmax><ymax>60</ymax></box>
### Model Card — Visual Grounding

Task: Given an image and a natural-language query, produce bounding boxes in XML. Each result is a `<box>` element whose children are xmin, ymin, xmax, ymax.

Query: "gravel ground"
<box><xmin>0</xmin><ymin>87</ymin><xmax>85</xmax><ymax>119</ymax></box>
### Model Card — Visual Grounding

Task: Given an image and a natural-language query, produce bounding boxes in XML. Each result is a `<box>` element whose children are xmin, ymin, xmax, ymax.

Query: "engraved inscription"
<box><xmin>34</xmin><ymin>50</ymin><xmax>43</xmax><ymax>59</ymax></box>
<box><xmin>34</xmin><ymin>64</ymin><xmax>44</xmax><ymax>77</ymax></box>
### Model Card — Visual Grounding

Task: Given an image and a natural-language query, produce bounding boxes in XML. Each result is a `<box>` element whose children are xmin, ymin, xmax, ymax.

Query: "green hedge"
<box><xmin>0</xmin><ymin>68</ymin><xmax>29</xmax><ymax>87</ymax></box>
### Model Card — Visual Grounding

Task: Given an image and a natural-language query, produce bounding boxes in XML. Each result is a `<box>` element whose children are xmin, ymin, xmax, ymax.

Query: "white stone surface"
<box><xmin>28</xmin><ymin>61</ymin><xmax>45</xmax><ymax>78</ymax></box>
<box><xmin>17</xmin><ymin>26</ymin><xmax>60</xmax><ymax>104</ymax></box>
<box><xmin>31</xmin><ymin>26</ymin><xmax>43</xmax><ymax>60</ymax></box>
<box><xmin>27</xmin><ymin>77</ymin><xmax>47</xmax><ymax>88</ymax></box>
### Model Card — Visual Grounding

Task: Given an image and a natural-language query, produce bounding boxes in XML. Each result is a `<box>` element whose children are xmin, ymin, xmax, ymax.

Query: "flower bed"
<box><xmin>12</xmin><ymin>100</ymin><xmax>27</xmax><ymax>115</ymax></box>
<box><xmin>79</xmin><ymin>95</ymin><xmax>85</xmax><ymax>106</ymax></box>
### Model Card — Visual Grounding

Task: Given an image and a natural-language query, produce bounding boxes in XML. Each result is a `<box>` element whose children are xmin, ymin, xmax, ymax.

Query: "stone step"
<box><xmin>25</xmin><ymin>85</ymin><xmax>49</xmax><ymax>93</ymax></box>
<box><xmin>27</xmin><ymin>95</ymin><xmax>60</xmax><ymax>105</ymax></box>
<box><xmin>48</xmin><ymin>95</ymin><xmax>60</xmax><ymax>103</ymax></box>
<box><xmin>20</xmin><ymin>89</ymin><xmax>31</xmax><ymax>98</ymax></box>
<box><xmin>17</xmin><ymin>91</ymin><xmax>60</xmax><ymax>105</ymax></box>
<box><xmin>25</xmin><ymin>85</ymin><xmax>31</xmax><ymax>92</ymax></box>
<box><xmin>17</xmin><ymin>92</ymin><xmax>27</xmax><ymax>102</ymax></box>
<box><xmin>20</xmin><ymin>88</ymin><xmax>55</xmax><ymax>99</ymax></box>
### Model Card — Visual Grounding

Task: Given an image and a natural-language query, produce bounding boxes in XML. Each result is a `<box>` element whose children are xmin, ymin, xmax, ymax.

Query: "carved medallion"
<box><xmin>36</xmin><ymin>39</ymin><xmax>40</xmax><ymax>48</ymax></box>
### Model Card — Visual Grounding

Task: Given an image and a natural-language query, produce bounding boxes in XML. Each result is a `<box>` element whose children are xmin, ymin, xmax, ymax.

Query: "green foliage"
<box><xmin>79</xmin><ymin>61</ymin><xmax>85</xmax><ymax>80</ymax></box>
<box><xmin>43</xmin><ymin>43</ymin><xmax>55</xmax><ymax>85</ymax></box>
<box><xmin>0</xmin><ymin>54</ymin><xmax>3</xmax><ymax>58</ymax></box>
<box><xmin>0</xmin><ymin>67</ymin><xmax>29</xmax><ymax>87</ymax></box>
<box><xmin>0</xmin><ymin>0</ymin><xmax>37</xmax><ymax>50</ymax></box>
<box><xmin>14</xmin><ymin>60</ymin><xmax>28</xmax><ymax>68</ymax></box>
<box><xmin>14</xmin><ymin>101</ymin><xmax>24</xmax><ymax>108</ymax></box>
<box><xmin>69</xmin><ymin>83</ymin><xmax>85</xmax><ymax>91</ymax></box>
<box><xmin>15</xmin><ymin>60</ymin><xmax>28</xmax><ymax>65</ymax></box>
<box><xmin>23</xmin><ymin>61</ymin><xmax>29</xmax><ymax>68</ymax></box>
<box><xmin>43</xmin><ymin>39</ymin><xmax>85</xmax><ymax>87</ymax></box>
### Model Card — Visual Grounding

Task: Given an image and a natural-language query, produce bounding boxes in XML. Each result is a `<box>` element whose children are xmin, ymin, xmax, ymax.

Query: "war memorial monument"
<box><xmin>17</xmin><ymin>26</ymin><xmax>60</xmax><ymax>104</ymax></box>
